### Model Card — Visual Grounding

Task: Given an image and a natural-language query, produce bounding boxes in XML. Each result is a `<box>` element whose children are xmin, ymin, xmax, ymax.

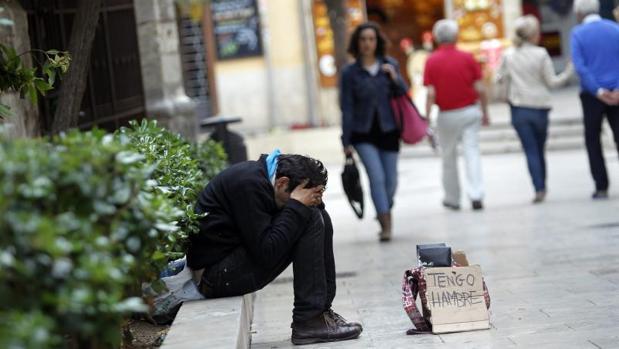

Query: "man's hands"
<box><xmin>597</xmin><ymin>89</ymin><xmax>619</xmax><ymax>105</ymax></box>
<box><xmin>291</xmin><ymin>180</ymin><xmax>325</xmax><ymax>207</ymax></box>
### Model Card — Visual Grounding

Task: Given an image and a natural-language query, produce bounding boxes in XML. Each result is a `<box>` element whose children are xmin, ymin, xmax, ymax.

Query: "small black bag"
<box><xmin>416</xmin><ymin>243</ymin><xmax>452</xmax><ymax>267</ymax></box>
<box><xmin>341</xmin><ymin>154</ymin><xmax>364</xmax><ymax>219</ymax></box>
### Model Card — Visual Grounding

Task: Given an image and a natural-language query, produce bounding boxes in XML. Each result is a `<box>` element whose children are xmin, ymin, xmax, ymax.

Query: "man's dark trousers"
<box><xmin>580</xmin><ymin>92</ymin><xmax>619</xmax><ymax>191</ymax></box>
<box><xmin>199</xmin><ymin>208</ymin><xmax>336</xmax><ymax>323</ymax></box>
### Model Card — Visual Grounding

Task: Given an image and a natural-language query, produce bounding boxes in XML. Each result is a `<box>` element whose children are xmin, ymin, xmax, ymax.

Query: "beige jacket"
<box><xmin>496</xmin><ymin>43</ymin><xmax>573</xmax><ymax>109</ymax></box>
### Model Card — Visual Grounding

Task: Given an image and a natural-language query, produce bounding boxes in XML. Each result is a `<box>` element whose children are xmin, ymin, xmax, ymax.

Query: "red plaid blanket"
<box><xmin>401</xmin><ymin>266</ymin><xmax>491</xmax><ymax>333</ymax></box>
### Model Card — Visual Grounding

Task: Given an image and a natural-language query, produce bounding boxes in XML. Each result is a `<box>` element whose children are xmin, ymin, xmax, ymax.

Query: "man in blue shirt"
<box><xmin>571</xmin><ymin>0</ymin><xmax>619</xmax><ymax>199</ymax></box>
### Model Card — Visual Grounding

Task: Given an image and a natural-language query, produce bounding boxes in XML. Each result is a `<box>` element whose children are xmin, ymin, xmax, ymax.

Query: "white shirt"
<box><xmin>364</xmin><ymin>61</ymin><xmax>380</xmax><ymax>76</ymax></box>
<box><xmin>583</xmin><ymin>14</ymin><xmax>602</xmax><ymax>24</ymax></box>
<box><xmin>496</xmin><ymin>43</ymin><xmax>573</xmax><ymax>109</ymax></box>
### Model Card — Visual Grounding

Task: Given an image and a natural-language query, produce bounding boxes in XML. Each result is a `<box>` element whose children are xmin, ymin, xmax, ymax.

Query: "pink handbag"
<box><xmin>390</xmin><ymin>94</ymin><xmax>428</xmax><ymax>145</ymax></box>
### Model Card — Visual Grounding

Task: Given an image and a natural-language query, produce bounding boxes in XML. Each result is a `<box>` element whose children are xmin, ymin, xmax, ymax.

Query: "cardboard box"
<box><xmin>423</xmin><ymin>265</ymin><xmax>490</xmax><ymax>334</ymax></box>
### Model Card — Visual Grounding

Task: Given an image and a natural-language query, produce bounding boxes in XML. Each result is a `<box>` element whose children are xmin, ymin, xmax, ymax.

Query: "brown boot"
<box><xmin>291</xmin><ymin>312</ymin><xmax>362</xmax><ymax>345</ymax></box>
<box><xmin>377</xmin><ymin>212</ymin><xmax>392</xmax><ymax>242</ymax></box>
<box><xmin>324</xmin><ymin>309</ymin><xmax>363</xmax><ymax>332</ymax></box>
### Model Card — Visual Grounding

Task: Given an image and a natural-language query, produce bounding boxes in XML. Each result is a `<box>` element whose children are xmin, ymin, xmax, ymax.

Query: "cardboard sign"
<box><xmin>423</xmin><ymin>265</ymin><xmax>490</xmax><ymax>333</ymax></box>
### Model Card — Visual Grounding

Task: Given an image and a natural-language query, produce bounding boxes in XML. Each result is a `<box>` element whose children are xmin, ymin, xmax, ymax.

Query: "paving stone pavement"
<box><xmin>250</xmin><ymin>149</ymin><xmax>619</xmax><ymax>348</ymax></box>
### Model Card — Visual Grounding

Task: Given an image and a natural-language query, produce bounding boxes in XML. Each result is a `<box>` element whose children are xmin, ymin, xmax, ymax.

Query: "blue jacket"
<box><xmin>339</xmin><ymin>57</ymin><xmax>408</xmax><ymax>147</ymax></box>
<box><xmin>571</xmin><ymin>19</ymin><xmax>619</xmax><ymax>95</ymax></box>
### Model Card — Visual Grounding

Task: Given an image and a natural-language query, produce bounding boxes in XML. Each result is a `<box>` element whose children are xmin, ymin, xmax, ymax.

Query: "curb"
<box><xmin>161</xmin><ymin>293</ymin><xmax>255</xmax><ymax>348</ymax></box>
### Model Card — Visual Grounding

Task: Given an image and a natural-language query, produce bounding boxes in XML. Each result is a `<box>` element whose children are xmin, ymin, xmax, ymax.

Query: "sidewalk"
<box><xmin>250</xmin><ymin>149</ymin><xmax>619</xmax><ymax>348</ymax></box>
<box><xmin>242</xmin><ymin>86</ymin><xmax>585</xmax><ymax>166</ymax></box>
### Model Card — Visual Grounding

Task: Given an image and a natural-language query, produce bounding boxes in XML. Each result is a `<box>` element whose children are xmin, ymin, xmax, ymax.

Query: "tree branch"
<box><xmin>51</xmin><ymin>0</ymin><xmax>103</xmax><ymax>134</ymax></box>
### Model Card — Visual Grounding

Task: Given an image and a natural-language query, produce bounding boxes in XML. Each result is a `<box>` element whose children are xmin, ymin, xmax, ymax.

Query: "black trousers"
<box><xmin>199</xmin><ymin>208</ymin><xmax>336</xmax><ymax>323</ymax></box>
<box><xmin>580</xmin><ymin>92</ymin><xmax>619</xmax><ymax>191</ymax></box>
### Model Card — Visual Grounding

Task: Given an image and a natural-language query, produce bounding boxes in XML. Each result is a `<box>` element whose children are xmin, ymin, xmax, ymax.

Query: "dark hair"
<box><xmin>276</xmin><ymin>154</ymin><xmax>328</xmax><ymax>192</ymax></box>
<box><xmin>347</xmin><ymin>22</ymin><xmax>388</xmax><ymax>59</ymax></box>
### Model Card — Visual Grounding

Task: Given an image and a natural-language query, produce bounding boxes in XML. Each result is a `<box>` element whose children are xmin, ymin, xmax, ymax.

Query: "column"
<box><xmin>0</xmin><ymin>0</ymin><xmax>39</xmax><ymax>138</ymax></box>
<box><xmin>134</xmin><ymin>0</ymin><xmax>197</xmax><ymax>140</ymax></box>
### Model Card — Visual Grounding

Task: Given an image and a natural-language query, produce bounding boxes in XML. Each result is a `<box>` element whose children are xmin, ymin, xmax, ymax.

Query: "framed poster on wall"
<box><xmin>211</xmin><ymin>0</ymin><xmax>263</xmax><ymax>60</ymax></box>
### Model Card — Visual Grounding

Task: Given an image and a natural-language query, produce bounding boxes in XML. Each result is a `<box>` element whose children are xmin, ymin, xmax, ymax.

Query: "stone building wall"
<box><xmin>0</xmin><ymin>0</ymin><xmax>39</xmax><ymax>138</ymax></box>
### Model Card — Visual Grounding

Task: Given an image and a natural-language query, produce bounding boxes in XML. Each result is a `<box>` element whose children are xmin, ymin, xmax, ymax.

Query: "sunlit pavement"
<box><xmin>251</xmin><ymin>149</ymin><xmax>619</xmax><ymax>348</ymax></box>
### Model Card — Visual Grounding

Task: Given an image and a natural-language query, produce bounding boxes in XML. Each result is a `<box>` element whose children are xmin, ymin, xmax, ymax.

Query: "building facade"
<box><xmin>212</xmin><ymin>0</ymin><xmax>618</xmax><ymax>134</ymax></box>
<box><xmin>4</xmin><ymin>0</ymin><xmax>617</xmax><ymax>138</ymax></box>
<box><xmin>213</xmin><ymin>0</ymin><xmax>526</xmax><ymax>134</ymax></box>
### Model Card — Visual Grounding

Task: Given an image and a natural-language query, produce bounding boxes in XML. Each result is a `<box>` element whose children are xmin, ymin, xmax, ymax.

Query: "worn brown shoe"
<box><xmin>291</xmin><ymin>312</ymin><xmax>362</xmax><ymax>345</ymax></box>
<box><xmin>324</xmin><ymin>309</ymin><xmax>363</xmax><ymax>332</ymax></box>
<box><xmin>532</xmin><ymin>191</ymin><xmax>546</xmax><ymax>204</ymax></box>
<box><xmin>377</xmin><ymin>212</ymin><xmax>392</xmax><ymax>242</ymax></box>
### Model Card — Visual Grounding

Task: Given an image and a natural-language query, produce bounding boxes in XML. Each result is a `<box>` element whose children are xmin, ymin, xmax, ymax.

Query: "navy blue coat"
<box><xmin>339</xmin><ymin>56</ymin><xmax>408</xmax><ymax>147</ymax></box>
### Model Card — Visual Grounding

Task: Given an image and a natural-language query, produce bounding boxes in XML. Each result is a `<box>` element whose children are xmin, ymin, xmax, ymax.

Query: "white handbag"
<box><xmin>493</xmin><ymin>56</ymin><xmax>510</xmax><ymax>103</ymax></box>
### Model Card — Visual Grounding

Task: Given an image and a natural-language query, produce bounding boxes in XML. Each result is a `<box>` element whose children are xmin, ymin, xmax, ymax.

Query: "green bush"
<box><xmin>116</xmin><ymin>120</ymin><xmax>227</xmax><ymax>259</ymax></box>
<box><xmin>0</xmin><ymin>310</ymin><xmax>58</xmax><ymax>349</ymax></box>
<box><xmin>0</xmin><ymin>130</ymin><xmax>182</xmax><ymax>347</ymax></box>
<box><xmin>0</xmin><ymin>122</ymin><xmax>228</xmax><ymax>348</ymax></box>
<box><xmin>195</xmin><ymin>138</ymin><xmax>228</xmax><ymax>181</ymax></box>
<box><xmin>0</xmin><ymin>44</ymin><xmax>70</xmax><ymax>119</ymax></box>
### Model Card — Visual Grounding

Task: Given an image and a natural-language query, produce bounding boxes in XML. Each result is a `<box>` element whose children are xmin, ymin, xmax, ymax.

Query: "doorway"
<box><xmin>365</xmin><ymin>0</ymin><xmax>444</xmax><ymax>86</ymax></box>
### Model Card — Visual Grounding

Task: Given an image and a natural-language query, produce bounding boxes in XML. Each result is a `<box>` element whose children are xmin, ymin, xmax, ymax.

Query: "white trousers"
<box><xmin>437</xmin><ymin>104</ymin><xmax>484</xmax><ymax>204</ymax></box>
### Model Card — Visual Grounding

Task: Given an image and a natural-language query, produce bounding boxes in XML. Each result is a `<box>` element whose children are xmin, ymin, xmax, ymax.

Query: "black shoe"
<box><xmin>442</xmin><ymin>201</ymin><xmax>460</xmax><ymax>211</ymax></box>
<box><xmin>291</xmin><ymin>312</ymin><xmax>362</xmax><ymax>345</ymax></box>
<box><xmin>592</xmin><ymin>190</ymin><xmax>608</xmax><ymax>200</ymax></box>
<box><xmin>324</xmin><ymin>309</ymin><xmax>363</xmax><ymax>332</ymax></box>
<box><xmin>472</xmin><ymin>200</ymin><xmax>484</xmax><ymax>210</ymax></box>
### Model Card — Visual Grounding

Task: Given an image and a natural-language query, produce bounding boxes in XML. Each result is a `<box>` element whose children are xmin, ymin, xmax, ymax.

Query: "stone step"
<box><xmin>401</xmin><ymin>131</ymin><xmax>618</xmax><ymax>159</ymax></box>
<box><xmin>398</xmin><ymin>116</ymin><xmax>618</xmax><ymax>158</ymax></box>
<box><xmin>476</xmin><ymin>122</ymin><xmax>584</xmax><ymax>143</ymax></box>
<box><xmin>241</xmin><ymin>117</ymin><xmax>612</xmax><ymax>165</ymax></box>
<box><xmin>161</xmin><ymin>293</ymin><xmax>255</xmax><ymax>349</ymax></box>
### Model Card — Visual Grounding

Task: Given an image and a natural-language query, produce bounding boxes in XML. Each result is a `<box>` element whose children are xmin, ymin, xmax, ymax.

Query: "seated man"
<box><xmin>187</xmin><ymin>150</ymin><xmax>362</xmax><ymax>345</ymax></box>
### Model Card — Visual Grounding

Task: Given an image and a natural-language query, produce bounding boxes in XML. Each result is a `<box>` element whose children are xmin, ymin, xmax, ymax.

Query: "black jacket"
<box><xmin>339</xmin><ymin>56</ymin><xmax>408</xmax><ymax>147</ymax></box>
<box><xmin>187</xmin><ymin>155</ymin><xmax>313</xmax><ymax>270</ymax></box>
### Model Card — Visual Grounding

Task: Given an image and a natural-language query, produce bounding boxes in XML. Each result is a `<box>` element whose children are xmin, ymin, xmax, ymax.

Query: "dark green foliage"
<box><xmin>195</xmin><ymin>138</ymin><xmax>229</xmax><ymax>181</ymax></box>
<box><xmin>116</xmin><ymin>120</ymin><xmax>227</xmax><ymax>258</ymax></box>
<box><xmin>0</xmin><ymin>44</ymin><xmax>70</xmax><ymax>119</ymax></box>
<box><xmin>0</xmin><ymin>122</ymin><xmax>227</xmax><ymax>347</ymax></box>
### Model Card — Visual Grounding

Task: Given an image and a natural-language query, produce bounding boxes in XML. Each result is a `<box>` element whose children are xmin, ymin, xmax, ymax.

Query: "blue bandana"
<box><xmin>266</xmin><ymin>148</ymin><xmax>281</xmax><ymax>184</ymax></box>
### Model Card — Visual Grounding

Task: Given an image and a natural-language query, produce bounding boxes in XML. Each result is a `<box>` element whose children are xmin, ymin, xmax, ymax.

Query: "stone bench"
<box><xmin>161</xmin><ymin>293</ymin><xmax>255</xmax><ymax>349</ymax></box>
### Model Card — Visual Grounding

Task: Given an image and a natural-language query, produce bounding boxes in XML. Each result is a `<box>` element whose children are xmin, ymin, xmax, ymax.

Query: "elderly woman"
<box><xmin>496</xmin><ymin>15</ymin><xmax>573</xmax><ymax>203</ymax></box>
<box><xmin>424</xmin><ymin>19</ymin><xmax>489</xmax><ymax>211</ymax></box>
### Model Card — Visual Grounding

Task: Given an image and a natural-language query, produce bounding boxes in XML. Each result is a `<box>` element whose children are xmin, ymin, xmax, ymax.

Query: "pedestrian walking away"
<box><xmin>339</xmin><ymin>22</ymin><xmax>408</xmax><ymax>242</ymax></box>
<box><xmin>186</xmin><ymin>151</ymin><xmax>363</xmax><ymax>345</ymax></box>
<box><xmin>424</xmin><ymin>19</ymin><xmax>490</xmax><ymax>211</ymax></box>
<box><xmin>496</xmin><ymin>15</ymin><xmax>574</xmax><ymax>203</ymax></box>
<box><xmin>571</xmin><ymin>0</ymin><xmax>619</xmax><ymax>199</ymax></box>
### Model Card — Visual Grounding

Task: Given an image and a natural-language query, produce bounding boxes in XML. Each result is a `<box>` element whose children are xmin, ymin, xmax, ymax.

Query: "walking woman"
<box><xmin>339</xmin><ymin>22</ymin><xmax>408</xmax><ymax>241</ymax></box>
<box><xmin>496</xmin><ymin>15</ymin><xmax>573</xmax><ymax>203</ymax></box>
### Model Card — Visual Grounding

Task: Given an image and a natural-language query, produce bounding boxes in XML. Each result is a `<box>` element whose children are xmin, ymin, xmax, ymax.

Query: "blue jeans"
<box><xmin>353</xmin><ymin>143</ymin><xmax>398</xmax><ymax>214</ymax></box>
<box><xmin>510</xmin><ymin>106</ymin><xmax>549</xmax><ymax>192</ymax></box>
